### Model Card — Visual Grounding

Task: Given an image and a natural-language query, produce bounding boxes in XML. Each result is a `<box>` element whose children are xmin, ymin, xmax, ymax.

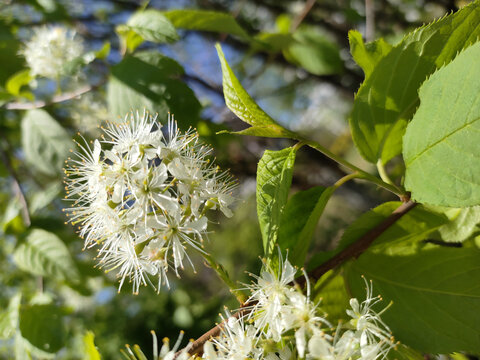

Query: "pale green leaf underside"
<box><xmin>426</xmin><ymin>205</ymin><xmax>480</xmax><ymax>242</ymax></box>
<box><xmin>215</xmin><ymin>43</ymin><xmax>293</xmax><ymax>138</ymax></box>
<box><xmin>347</xmin><ymin>246</ymin><xmax>480</xmax><ymax>353</ymax></box>
<box><xmin>403</xmin><ymin>42</ymin><xmax>480</xmax><ymax>207</ymax></box>
<box><xmin>21</xmin><ymin>109</ymin><xmax>72</xmax><ymax>176</ymax></box>
<box><xmin>13</xmin><ymin>229</ymin><xmax>80</xmax><ymax>283</ymax></box>
<box><xmin>257</xmin><ymin>147</ymin><xmax>297</xmax><ymax>256</ymax></box>
<box><xmin>350</xmin><ymin>1</ymin><xmax>480</xmax><ymax>164</ymax></box>
<box><xmin>164</xmin><ymin>9</ymin><xmax>249</xmax><ymax>38</ymax></box>
<box><xmin>126</xmin><ymin>9</ymin><xmax>179</xmax><ymax>44</ymax></box>
<box><xmin>0</xmin><ymin>293</ymin><xmax>21</xmax><ymax>339</ymax></box>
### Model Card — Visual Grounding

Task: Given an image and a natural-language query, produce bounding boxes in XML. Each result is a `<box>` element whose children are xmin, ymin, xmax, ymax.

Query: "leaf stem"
<box><xmin>201</xmin><ymin>252</ymin><xmax>247</xmax><ymax>304</ymax></box>
<box><xmin>298</xmin><ymin>138</ymin><xmax>405</xmax><ymax>197</ymax></box>
<box><xmin>376</xmin><ymin>160</ymin><xmax>394</xmax><ymax>185</ymax></box>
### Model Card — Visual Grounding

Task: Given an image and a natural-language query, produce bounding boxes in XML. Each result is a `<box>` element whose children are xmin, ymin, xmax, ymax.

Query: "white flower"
<box><xmin>21</xmin><ymin>26</ymin><xmax>84</xmax><ymax>78</ymax></box>
<box><xmin>203</xmin><ymin>314</ymin><xmax>260</xmax><ymax>360</ymax></box>
<box><xmin>65</xmin><ymin>110</ymin><xmax>237</xmax><ymax>293</ymax></box>
<box><xmin>246</xmin><ymin>256</ymin><xmax>298</xmax><ymax>341</ymax></box>
<box><xmin>346</xmin><ymin>278</ymin><xmax>395</xmax><ymax>359</ymax></box>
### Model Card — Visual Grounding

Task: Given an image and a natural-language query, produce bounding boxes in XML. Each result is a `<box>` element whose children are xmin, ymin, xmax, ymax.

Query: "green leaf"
<box><xmin>313</xmin><ymin>271</ymin><xmax>350</xmax><ymax>323</ymax></box>
<box><xmin>350</xmin><ymin>1</ymin><xmax>480</xmax><ymax>164</ymax></box>
<box><xmin>346</xmin><ymin>242</ymin><xmax>480</xmax><ymax>353</ymax></box>
<box><xmin>83</xmin><ymin>331</ymin><xmax>101</xmax><ymax>360</ymax></box>
<box><xmin>19</xmin><ymin>304</ymin><xmax>65</xmax><ymax>354</ymax></box>
<box><xmin>13</xmin><ymin>229</ymin><xmax>80</xmax><ymax>283</ymax></box>
<box><xmin>94</xmin><ymin>41</ymin><xmax>110</xmax><ymax>60</ymax></box>
<box><xmin>252</xmin><ymin>32</ymin><xmax>295</xmax><ymax>53</ymax></box>
<box><xmin>123</xmin><ymin>9</ymin><xmax>179</xmax><ymax>44</ymax></box>
<box><xmin>278</xmin><ymin>186</ymin><xmax>334</xmax><ymax>267</ymax></box>
<box><xmin>386</xmin><ymin>344</ymin><xmax>424</xmax><ymax>360</ymax></box>
<box><xmin>116</xmin><ymin>26</ymin><xmax>144</xmax><ymax>54</ymax></box>
<box><xmin>29</xmin><ymin>182</ymin><xmax>61</xmax><ymax>215</ymax></box>
<box><xmin>427</xmin><ymin>205</ymin><xmax>480</xmax><ymax>242</ymax></box>
<box><xmin>0</xmin><ymin>293</ymin><xmax>21</xmax><ymax>339</ymax></box>
<box><xmin>283</xmin><ymin>27</ymin><xmax>343</xmax><ymax>76</ymax></box>
<box><xmin>0</xmin><ymin>21</ymin><xmax>24</xmax><ymax>86</ymax></box>
<box><xmin>2</xmin><ymin>199</ymin><xmax>26</xmax><ymax>234</ymax></box>
<box><xmin>107</xmin><ymin>51</ymin><xmax>201</xmax><ymax>128</ymax></box>
<box><xmin>164</xmin><ymin>9</ymin><xmax>249</xmax><ymax>38</ymax></box>
<box><xmin>348</xmin><ymin>30</ymin><xmax>392</xmax><ymax>78</ymax></box>
<box><xmin>5</xmin><ymin>69</ymin><xmax>33</xmax><ymax>99</ymax></box>
<box><xmin>403</xmin><ymin>42</ymin><xmax>480</xmax><ymax>207</ymax></box>
<box><xmin>21</xmin><ymin>109</ymin><xmax>72</xmax><ymax>176</ymax></box>
<box><xmin>257</xmin><ymin>147</ymin><xmax>297</xmax><ymax>256</ymax></box>
<box><xmin>309</xmin><ymin>202</ymin><xmax>447</xmax><ymax>269</ymax></box>
<box><xmin>215</xmin><ymin>43</ymin><xmax>293</xmax><ymax>138</ymax></box>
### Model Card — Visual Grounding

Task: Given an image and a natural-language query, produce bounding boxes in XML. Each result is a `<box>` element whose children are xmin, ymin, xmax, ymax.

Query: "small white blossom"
<box><xmin>209</xmin><ymin>256</ymin><xmax>396</xmax><ymax>360</ymax></box>
<box><xmin>21</xmin><ymin>26</ymin><xmax>84</xmax><ymax>78</ymax></box>
<box><xmin>65</xmin><ymin>111</ymin><xmax>237</xmax><ymax>293</ymax></box>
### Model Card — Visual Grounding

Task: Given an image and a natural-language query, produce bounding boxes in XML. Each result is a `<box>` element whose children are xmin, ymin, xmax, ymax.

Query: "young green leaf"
<box><xmin>83</xmin><ymin>331</ymin><xmax>101</xmax><ymax>360</ymax></box>
<box><xmin>350</xmin><ymin>1</ymin><xmax>480</xmax><ymax>164</ymax></box>
<box><xmin>346</xmin><ymin>243</ymin><xmax>480</xmax><ymax>353</ymax></box>
<box><xmin>348</xmin><ymin>30</ymin><xmax>392</xmax><ymax>78</ymax></box>
<box><xmin>403</xmin><ymin>42</ymin><xmax>480</xmax><ymax>207</ymax></box>
<box><xmin>164</xmin><ymin>9</ymin><xmax>249</xmax><ymax>38</ymax></box>
<box><xmin>257</xmin><ymin>147</ymin><xmax>297</xmax><ymax>256</ymax></box>
<box><xmin>21</xmin><ymin>109</ymin><xmax>72</xmax><ymax>176</ymax></box>
<box><xmin>5</xmin><ymin>69</ymin><xmax>33</xmax><ymax>99</ymax></box>
<box><xmin>278</xmin><ymin>186</ymin><xmax>334</xmax><ymax>267</ymax></box>
<box><xmin>215</xmin><ymin>43</ymin><xmax>293</xmax><ymax>138</ymax></box>
<box><xmin>13</xmin><ymin>229</ymin><xmax>80</xmax><ymax>283</ymax></box>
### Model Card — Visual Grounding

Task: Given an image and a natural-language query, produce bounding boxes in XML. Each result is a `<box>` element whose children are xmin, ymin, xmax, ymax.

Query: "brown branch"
<box><xmin>181</xmin><ymin>200</ymin><xmax>417</xmax><ymax>355</ymax></box>
<box><xmin>296</xmin><ymin>200</ymin><xmax>416</xmax><ymax>286</ymax></box>
<box><xmin>291</xmin><ymin>0</ymin><xmax>317</xmax><ymax>31</ymax></box>
<box><xmin>5</xmin><ymin>85</ymin><xmax>93</xmax><ymax>110</ymax></box>
<box><xmin>365</xmin><ymin>0</ymin><xmax>375</xmax><ymax>42</ymax></box>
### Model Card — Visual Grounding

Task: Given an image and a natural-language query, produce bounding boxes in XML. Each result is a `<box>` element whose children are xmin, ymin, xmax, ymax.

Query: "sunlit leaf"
<box><xmin>403</xmin><ymin>42</ymin><xmax>480</xmax><ymax>206</ymax></box>
<box><xmin>350</xmin><ymin>1</ymin><xmax>480</xmax><ymax>164</ymax></box>
<box><xmin>257</xmin><ymin>147</ymin><xmax>297</xmax><ymax>256</ymax></box>
<box><xmin>164</xmin><ymin>9</ymin><xmax>248</xmax><ymax>38</ymax></box>
<box><xmin>215</xmin><ymin>43</ymin><xmax>293</xmax><ymax>138</ymax></box>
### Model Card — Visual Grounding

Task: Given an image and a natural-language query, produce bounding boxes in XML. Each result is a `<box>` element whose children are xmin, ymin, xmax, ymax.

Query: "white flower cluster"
<box><xmin>203</xmin><ymin>259</ymin><xmax>396</xmax><ymax>360</ymax></box>
<box><xmin>65</xmin><ymin>111</ymin><xmax>236</xmax><ymax>294</ymax></box>
<box><xmin>21</xmin><ymin>26</ymin><xmax>84</xmax><ymax>78</ymax></box>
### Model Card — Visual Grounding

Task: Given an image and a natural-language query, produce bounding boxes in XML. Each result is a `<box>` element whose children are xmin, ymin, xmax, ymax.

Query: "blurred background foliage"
<box><xmin>0</xmin><ymin>0</ymin><xmax>470</xmax><ymax>358</ymax></box>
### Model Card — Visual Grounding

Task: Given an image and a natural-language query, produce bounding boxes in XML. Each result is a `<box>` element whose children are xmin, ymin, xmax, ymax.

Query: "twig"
<box><xmin>365</xmin><ymin>0</ymin><xmax>375</xmax><ymax>42</ymax></box>
<box><xmin>5</xmin><ymin>85</ymin><xmax>93</xmax><ymax>110</ymax></box>
<box><xmin>291</xmin><ymin>0</ymin><xmax>317</xmax><ymax>31</ymax></box>
<box><xmin>180</xmin><ymin>200</ymin><xmax>417</xmax><ymax>355</ymax></box>
<box><xmin>296</xmin><ymin>200</ymin><xmax>416</xmax><ymax>286</ymax></box>
<box><xmin>0</xmin><ymin>133</ymin><xmax>31</xmax><ymax>226</ymax></box>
